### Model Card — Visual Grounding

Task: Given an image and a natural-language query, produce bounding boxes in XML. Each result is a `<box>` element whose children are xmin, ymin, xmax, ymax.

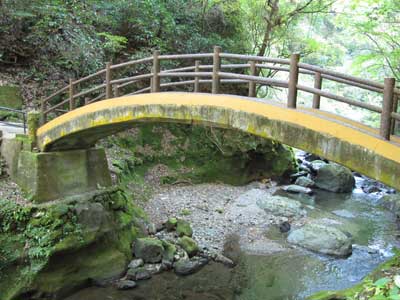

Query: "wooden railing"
<box><xmin>41</xmin><ymin>46</ymin><xmax>400</xmax><ymax>141</ymax></box>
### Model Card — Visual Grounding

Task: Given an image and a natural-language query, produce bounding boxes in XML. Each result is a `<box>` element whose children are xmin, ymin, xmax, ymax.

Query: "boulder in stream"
<box><xmin>295</xmin><ymin>176</ymin><xmax>315</xmax><ymax>188</ymax></box>
<box><xmin>310</xmin><ymin>160</ymin><xmax>327</xmax><ymax>171</ymax></box>
<box><xmin>128</xmin><ymin>258</ymin><xmax>144</xmax><ymax>269</ymax></box>
<box><xmin>256</xmin><ymin>195</ymin><xmax>306</xmax><ymax>218</ymax></box>
<box><xmin>178</xmin><ymin>236</ymin><xmax>199</xmax><ymax>257</ymax></box>
<box><xmin>133</xmin><ymin>238</ymin><xmax>164</xmax><ymax>263</ymax></box>
<box><xmin>287</xmin><ymin>223</ymin><xmax>353</xmax><ymax>257</ymax></box>
<box><xmin>176</xmin><ymin>219</ymin><xmax>193</xmax><ymax>237</ymax></box>
<box><xmin>174</xmin><ymin>257</ymin><xmax>209</xmax><ymax>276</ymax></box>
<box><xmin>126</xmin><ymin>267</ymin><xmax>152</xmax><ymax>281</ymax></box>
<box><xmin>314</xmin><ymin>163</ymin><xmax>355</xmax><ymax>193</ymax></box>
<box><xmin>116</xmin><ymin>280</ymin><xmax>137</xmax><ymax>290</ymax></box>
<box><xmin>283</xmin><ymin>184</ymin><xmax>313</xmax><ymax>195</ymax></box>
<box><xmin>379</xmin><ymin>194</ymin><xmax>400</xmax><ymax>214</ymax></box>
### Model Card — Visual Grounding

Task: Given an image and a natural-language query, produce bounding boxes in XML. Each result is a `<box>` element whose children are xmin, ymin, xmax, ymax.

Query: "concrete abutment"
<box><xmin>1</xmin><ymin>140</ymin><xmax>112</xmax><ymax>202</ymax></box>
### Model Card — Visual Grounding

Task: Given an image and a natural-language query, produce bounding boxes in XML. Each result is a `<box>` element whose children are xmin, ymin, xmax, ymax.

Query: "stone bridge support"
<box><xmin>1</xmin><ymin>137</ymin><xmax>111</xmax><ymax>202</ymax></box>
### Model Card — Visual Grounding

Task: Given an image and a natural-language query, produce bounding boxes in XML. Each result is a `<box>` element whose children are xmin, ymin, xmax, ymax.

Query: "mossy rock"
<box><xmin>178</xmin><ymin>236</ymin><xmax>199</xmax><ymax>257</ymax></box>
<box><xmin>0</xmin><ymin>187</ymin><xmax>145</xmax><ymax>300</ymax></box>
<box><xmin>161</xmin><ymin>240</ymin><xmax>176</xmax><ymax>262</ymax></box>
<box><xmin>176</xmin><ymin>219</ymin><xmax>193</xmax><ymax>237</ymax></box>
<box><xmin>133</xmin><ymin>237</ymin><xmax>164</xmax><ymax>263</ymax></box>
<box><xmin>107</xmin><ymin>123</ymin><xmax>297</xmax><ymax>186</ymax></box>
<box><xmin>166</xmin><ymin>217</ymin><xmax>178</xmax><ymax>231</ymax></box>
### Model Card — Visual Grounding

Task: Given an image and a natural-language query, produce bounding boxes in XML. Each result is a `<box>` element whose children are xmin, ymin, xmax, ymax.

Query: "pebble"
<box><xmin>128</xmin><ymin>258</ymin><xmax>144</xmax><ymax>269</ymax></box>
<box><xmin>116</xmin><ymin>280</ymin><xmax>137</xmax><ymax>290</ymax></box>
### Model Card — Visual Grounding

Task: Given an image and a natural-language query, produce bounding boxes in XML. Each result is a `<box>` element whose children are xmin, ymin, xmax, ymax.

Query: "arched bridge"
<box><xmin>38</xmin><ymin>47</ymin><xmax>400</xmax><ymax>191</ymax></box>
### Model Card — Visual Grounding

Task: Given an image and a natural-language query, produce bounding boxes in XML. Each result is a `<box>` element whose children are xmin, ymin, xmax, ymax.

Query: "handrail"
<box><xmin>41</xmin><ymin>46</ymin><xmax>399</xmax><ymax>141</ymax></box>
<box><xmin>0</xmin><ymin>106</ymin><xmax>26</xmax><ymax>133</ymax></box>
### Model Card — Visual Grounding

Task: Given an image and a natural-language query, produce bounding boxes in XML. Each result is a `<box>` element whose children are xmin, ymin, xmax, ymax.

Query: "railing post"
<box><xmin>212</xmin><ymin>46</ymin><xmax>221</xmax><ymax>94</ymax></box>
<box><xmin>105</xmin><ymin>62</ymin><xmax>112</xmax><ymax>99</ymax></box>
<box><xmin>287</xmin><ymin>53</ymin><xmax>300</xmax><ymax>108</ymax></box>
<box><xmin>380</xmin><ymin>77</ymin><xmax>395</xmax><ymax>140</ymax></box>
<box><xmin>194</xmin><ymin>60</ymin><xmax>200</xmax><ymax>93</ymax></box>
<box><xmin>152</xmin><ymin>50</ymin><xmax>161</xmax><ymax>93</ymax></box>
<box><xmin>114</xmin><ymin>85</ymin><xmax>119</xmax><ymax>98</ymax></box>
<box><xmin>69</xmin><ymin>78</ymin><xmax>75</xmax><ymax>111</ymax></box>
<box><xmin>312</xmin><ymin>72</ymin><xmax>322</xmax><ymax>109</ymax></box>
<box><xmin>391</xmin><ymin>94</ymin><xmax>399</xmax><ymax>134</ymax></box>
<box><xmin>27</xmin><ymin>110</ymin><xmax>40</xmax><ymax>147</ymax></box>
<box><xmin>248</xmin><ymin>60</ymin><xmax>256</xmax><ymax>97</ymax></box>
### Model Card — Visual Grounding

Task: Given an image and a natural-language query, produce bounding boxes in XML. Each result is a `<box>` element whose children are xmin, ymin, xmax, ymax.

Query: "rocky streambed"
<box><xmin>67</xmin><ymin>151</ymin><xmax>400</xmax><ymax>300</ymax></box>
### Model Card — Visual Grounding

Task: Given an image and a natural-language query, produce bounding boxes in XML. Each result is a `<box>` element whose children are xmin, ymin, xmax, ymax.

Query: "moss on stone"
<box><xmin>15</xmin><ymin>148</ymin><xmax>112</xmax><ymax>203</ymax></box>
<box><xmin>0</xmin><ymin>187</ymin><xmax>145</xmax><ymax>300</ymax></box>
<box><xmin>176</xmin><ymin>219</ymin><xmax>193</xmax><ymax>237</ymax></box>
<box><xmin>178</xmin><ymin>236</ymin><xmax>199</xmax><ymax>257</ymax></box>
<box><xmin>107</xmin><ymin>123</ymin><xmax>297</xmax><ymax>186</ymax></box>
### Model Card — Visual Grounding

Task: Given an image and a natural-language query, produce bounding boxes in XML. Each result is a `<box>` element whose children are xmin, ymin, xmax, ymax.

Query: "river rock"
<box><xmin>126</xmin><ymin>267</ymin><xmax>152</xmax><ymax>280</ymax></box>
<box><xmin>295</xmin><ymin>176</ymin><xmax>315</xmax><ymax>188</ymax></box>
<box><xmin>176</xmin><ymin>219</ymin><xmax>193</xmax><ymax>237</ymax></box>
<box><xmin>116</xmin><ymin>280</ymin><xmax>137</xmax><ymax>290</ymax></box>
<box><xmin>310</xmin><ymin>160</ymin><xmax>327</xmax><ymax>171</ymax></box>
<box><xmin>174</xmin><ymin>257</ymin><xmax>209</xmax><ymax>276</ymax></box>
<box><xmin>165</xmin><ymin>217</ymin><xmax>177</xmax><ymax>231</ymax></box>
<box><xmin>289</xmin><ymin>171</ymin><xmax>309</xmax><ymax>180</ymax></box>
<box><xmin>279</xmin><ymin>221</ymin><xmax>291</xmax><ymax>233</ymax></box>
<box><xmin>256</xmin><ymin>195</ymin><xmax>306</xmax><ymax>218</ymax></box>
<box><xmin>143</xmin><ymin>263</ymin><xmax>163</xmax><ymax>275</ymax></box>
<box><xmin>161</xmin><ymin>240</ymin><xmax>177</xmax><ymax>262</ymax></box>
<box><xmin>283</xmin><ymin>184</ymin><xmax>313</xmax><ymax>195</ymax></box>
<box><xmin>161</xmin><ymin>259</ymin><xmax>174</xmax><ymax>270</ymax></box>
<box><xmin>133</xmin><ymin>238</ymin><xmax>164</xmax><ymax>263</ymax></box>
<box><xmin>214</xmin><ymin>253</ymin><xmax>235</xmax><ymax>268</ymax></box>
<box><xmin>314</xmin><ymin>163</ymin><xmax>355</xmax><ymax>193</ymax></box>
<box><xmin>178</xmin><ymin>236</ymin><xmax>199</xmax><ymax>257</ymax></box>
<box><xmin>378</xmin><ymin>194</ymin><xmax>400</xmax><ymax>213</ymax></box>
<box><xmin>128</xmin><ymin>258</ymin><xmax>144</xmax><ymax>269</ymax></box>
<box><xmin>287</xmin><ymin>223</ymin><xmax>353</xmax><ymax>257</ymax></box>
<box><xmin>147</xmin><ymin>223</ymin><xmax>157</xmax><ymax>235</ymax></box>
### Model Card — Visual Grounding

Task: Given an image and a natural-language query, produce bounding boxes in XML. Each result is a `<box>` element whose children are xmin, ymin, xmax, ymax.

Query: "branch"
<box><xmin>365</xmin><ymin>33</ymin><xmax>398</xmax><ymax>79</ymax></box>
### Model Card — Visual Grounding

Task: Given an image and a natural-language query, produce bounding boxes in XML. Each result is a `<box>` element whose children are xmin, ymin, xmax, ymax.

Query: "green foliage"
<box><xmin>334</xmin><ymin>0</ymin><xmax>400</xmax><ymax>80</ymax></box>
<box><xmin>0</xmin><ymin>198</ymin><xmax>83</xmax><ymax>261</ymax></box>
<box><xmin>349</xmin><ymin>276</ymin><xmax>400</xmax><ymax>300</ymax></box>
<box><xmin>0</xmin><ymin>199</ymin><xmax>31</xmax><ymax>232</ymax></box>
<box><xmin>0</xmin><ymin>0</ymin><xmax>248</xmax><ymax>83</ymax></box>
<box><xmin>97</xmin><ymin>32</ymin><xmax>128</xmax><ymax>55</ymax></box>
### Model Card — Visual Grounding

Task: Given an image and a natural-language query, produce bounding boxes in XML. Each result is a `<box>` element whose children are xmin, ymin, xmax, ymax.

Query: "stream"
<box><xmin>66</xmin><ymin>176</ymin><xmax>399</xmax><ymax>300</ymax></box>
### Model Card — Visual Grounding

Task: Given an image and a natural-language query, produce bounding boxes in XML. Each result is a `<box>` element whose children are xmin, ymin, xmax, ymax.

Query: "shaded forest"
<box><xmin>0</xmin><ymin>0</ymin><xmax>398</xmax><ymax>109</ymax></box>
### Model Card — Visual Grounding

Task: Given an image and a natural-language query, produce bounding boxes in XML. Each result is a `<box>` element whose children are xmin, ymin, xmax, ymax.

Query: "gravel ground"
<box><xmin>0</xmin><ymin>176</ymin><xmax>28</xmax><ymax>205</ymax></box>
<box><xmin>141</xmin><ymin>179</ymin><xmax>305</xmax><ymax>255</ymax></box>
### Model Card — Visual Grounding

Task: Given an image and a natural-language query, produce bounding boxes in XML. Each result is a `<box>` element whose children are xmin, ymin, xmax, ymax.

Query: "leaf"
<box><xmin>371</xmin><ymin>295</ymin><xmax>388</xmax><ymax>300</ymax></box>
<box><xmin>394</xmin><ymin>275</ymin><xmax>400</xmax><ymax>288</ymax></box>
<box><xmin>374</xmin><ymin>278</ymin><xmax>391</xmax><ymax>288</ymax></box>
<box><xmin>389</xmin><ymin>296</ymin><xmax>400</xmax><ymax>300</ymax></box>
<box><xmin>390</xmin><ymin>286</ymin><xmax>400</xmax><ymax>295</ymax></box>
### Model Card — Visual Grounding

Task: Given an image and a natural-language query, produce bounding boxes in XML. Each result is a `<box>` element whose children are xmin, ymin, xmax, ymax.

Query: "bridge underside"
<box><xmin>37</xmin><ymin>93</ymin><xmax>400</xmax><ymax>190</ymax></box>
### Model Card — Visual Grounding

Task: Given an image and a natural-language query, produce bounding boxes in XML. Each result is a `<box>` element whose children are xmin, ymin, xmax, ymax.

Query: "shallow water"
<box><xmin>66</xmin><ymin>179</ymin><xmax>399</xmax><ymax>300</ymax></box>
